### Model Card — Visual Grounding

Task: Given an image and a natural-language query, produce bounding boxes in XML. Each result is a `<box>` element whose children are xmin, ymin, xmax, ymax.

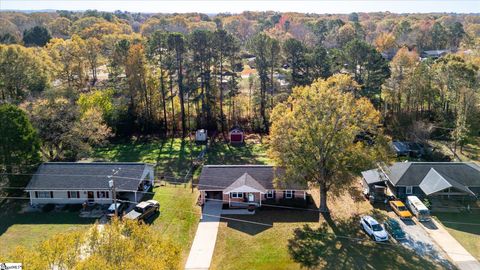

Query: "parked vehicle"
<box><xmin>124</xmin><ymin>200</ymin><xmax>160</xmax><ymax>221</ymax></box>
<box><xmin>384</xmin><ymin>218</ymin><xmax>406</xmax><ymax>240</ymax></box>
<box><xmin>389</xmin><ymin>200</ymin><xmax>413</xmax><ymax>219</ymax></box>
<box><xmin>106</xmin><ymin>202</ymin><xmax>127</xmax><ymax>219</ymax></box>
<box><xmin>406</xmin><ymin>196</ymin><xmax>430</xmax><ymax>221</ymax></box>
<box><xmin>360</xmin><ymin>215</ymin><xmax>389</xmax><ymax>242</ymax></box>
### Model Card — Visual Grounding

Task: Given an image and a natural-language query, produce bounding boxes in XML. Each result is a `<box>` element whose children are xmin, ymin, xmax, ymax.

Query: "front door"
<box><xmin>87</xmin><ymin>191</ymin><xmax>94</xmax><ymax>202</ymax></box>
<box><xmin>248</xmin><ymin>193</ymin><xmax>255</xmax><ymax>202</ymax></box>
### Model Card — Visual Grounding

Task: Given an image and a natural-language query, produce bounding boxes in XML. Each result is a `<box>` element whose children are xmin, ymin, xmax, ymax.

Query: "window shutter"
<box><xmin>106</xmin><ymin>191</ymin><xmax>109</xmax><ymax>198</ymax></box>
<box><xmin>68</xmin><ymin>192</ymin><xmax>71</xmax><ymax>198</ymax></box>
<box><xmin>50</xmin><ymin>191</ymin><xmax>53</xmax><ymax>198</ymax></box>
<box><xmin>283</xmin><ymin>191</ymin><xmax>286</xmax><ymax>199</ymax></box>
<box><xmin>35</xmin><ymin>191</ymin><xmax>38</xmax><ymax>198</ymax></box>
<box><xmin>97</xmin><ymin>191</ymin><xmax>100</xmax><ymax>198</ymax></box>
<box><xmin>292</xmin><ymin>191</ymin><xmax>295</xmax><ymax>198</ymax></box>
<box><xmin>77</xmin><ymin>191</ymin><xmax>80</xmax><ymax>198</ymax></box>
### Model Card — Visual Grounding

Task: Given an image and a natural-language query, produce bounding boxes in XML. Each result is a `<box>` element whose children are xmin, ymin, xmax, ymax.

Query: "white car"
<box><xmin>360</xmin><ymin>215</ymin><xmax>389</xmax><ymax>242</ymax></box>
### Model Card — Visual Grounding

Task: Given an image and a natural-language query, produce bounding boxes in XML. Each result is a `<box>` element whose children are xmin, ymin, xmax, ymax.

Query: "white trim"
<box><xmin>266</xmin><ymin>190</ymin><xmax>274</xmax><ymax>199</ymax></box>
<box><xmin>285</xmin><ymin>190</ymin><xmax>293</xmax><ymax>199</ymax></box>
<box><xmin>230</xmin><ymin>192</ymin><xmax>243</xmax><ymax>198</ymax></box>
<box><xmin>406</xmin><ymin>186</ymin><xmax>413</xmax><ymax>195</ymax></box>
<box><xmin>225</xmin><ymin>185</ymin><xmax>265</xmax><ymax>194</ymax></box>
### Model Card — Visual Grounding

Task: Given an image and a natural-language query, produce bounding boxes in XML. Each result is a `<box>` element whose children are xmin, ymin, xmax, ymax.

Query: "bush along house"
<box><xmin>362</xmin><ymin>162</ymin><xmax>480</xmax><ymax>202</ymax></box>
<box><xmin>26</xmin><ymin>162</ymin><xmax>155</xmax><ymax>205</ymax></box>
<box><xmin>197</xmin><ymin>165</ymin><xmax>309</xmax><ymax>208</ymax></box>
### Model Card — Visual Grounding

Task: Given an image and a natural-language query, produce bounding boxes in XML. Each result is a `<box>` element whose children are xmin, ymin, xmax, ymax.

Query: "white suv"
<box><xmin>360</xmin><ymin>215</ymin><xmax>389</xmax><ymax>242</ymax></box>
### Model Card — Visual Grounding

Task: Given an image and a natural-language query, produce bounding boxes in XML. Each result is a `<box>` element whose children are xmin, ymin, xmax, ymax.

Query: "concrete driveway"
<box><xmin>421</xmin><ymin>219</ymin><xmax>480</xmax><ymax>270</ymax></box>
<box><xmin>185</xmin><ymin>200</ymin><xmax>223</xmax><ymax>270</ymax></box>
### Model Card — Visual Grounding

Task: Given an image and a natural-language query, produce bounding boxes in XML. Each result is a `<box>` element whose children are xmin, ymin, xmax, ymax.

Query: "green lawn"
<box><xmin>0</xmin><ymin>201</ymin><xmax>94</xmax><ymax>256</ymax></box>
<box><xmin>92</xmin><ymin>138</ymin><xmax>203</xmax><ymax>178</ymax></box>
<box><xmin>211</xmin><ymin>209</ymin><xmax>441</xmax><ymax>270</ymax></box>
<box><xmin>434</xmin><ymin>211</ymin><xmax>480</xmax><ymax>260</ymax></box>
<box><xmin>211</xmin><ymin>189</ymin><xmax>442</xmax><ymax>270</ymax></box>
<box><xmin>150</xmin><ymin>186</ymin><xmax>201</xmax><ymax>265</ymax></box>
<box><xmin>206</xmin><ymin>141</ymin><xmax>271</xmax><ymax>165</ymax></box>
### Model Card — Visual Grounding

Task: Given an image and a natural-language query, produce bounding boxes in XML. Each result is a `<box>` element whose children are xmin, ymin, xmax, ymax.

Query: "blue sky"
<box><xmin>1</xmin><ymin>1</ymin><xmax>479</xmax><ymax>13</ymax></box>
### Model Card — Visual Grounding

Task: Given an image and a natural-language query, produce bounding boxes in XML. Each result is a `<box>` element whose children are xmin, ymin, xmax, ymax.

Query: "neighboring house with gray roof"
<box><xmin>361</xmin><ymin>162</ymin><xmax>480</xmax><ymax>201</ymax></box>
<box><xmin>26</xmin><ymin>162</ymin><xmax>155</xmax><ymax>205</ymax></box>
<box><xmin>198</xmin><ymin>165</ymin><xmax>309</xmax><ymax>208</ymax></box>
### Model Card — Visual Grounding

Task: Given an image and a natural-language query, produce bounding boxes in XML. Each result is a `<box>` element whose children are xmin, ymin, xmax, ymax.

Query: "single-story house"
<box><xmin>198</xmin><ymin>165</ymin><xmax>309</xmax><ymax>208</ymax></box>
<box><xmin>362</xmin><ymin>162</ymin><xmax>480</xmax><ymax>201</ymax></box>
<box><xmin>26</xmin><ymin>162</ymin><xmax>155</xmax><ymax>205</ymax></box>
<box><xmin>229</xmin><ymin>127</ymin><xmax>244</xmax><ymax>144</ymax></box>
<box><xmin>421</xmin><ymin>49</ymin><xmax>450</xmax><ymax>59</ymax></box>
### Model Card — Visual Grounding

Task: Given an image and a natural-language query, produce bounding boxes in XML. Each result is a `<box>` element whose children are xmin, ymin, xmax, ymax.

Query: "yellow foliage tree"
<box><xmin>269</xmin><ymin>75</ymin><xmax>389</xmax><ymax>212</ymax></box>
<box><xmin>2</xmin><ymin>220</ymin><xmax>181</xmax><ymax>270</ymax></box>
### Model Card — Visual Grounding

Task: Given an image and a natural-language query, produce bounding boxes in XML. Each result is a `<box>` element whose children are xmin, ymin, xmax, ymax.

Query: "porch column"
<box><xmin>228</xmin><ymin>193</ymin><xmax>231</xmax><ymax>207</ymax></box>
<box><xmin>259</xmin><ymin>193</ymin><xmax>262</xmax><ymax>207</ymax></box>
<box><xmin>134</xmin><ymin>191</ymin><xmax>137</xmax><ymax>202</ymax></box>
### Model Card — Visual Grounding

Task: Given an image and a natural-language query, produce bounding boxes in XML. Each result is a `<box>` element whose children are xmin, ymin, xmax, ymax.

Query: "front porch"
<box><xmin>226</xmin><ymin>191</ymin><xmax>263</xmax><ymax>208</ymax></box>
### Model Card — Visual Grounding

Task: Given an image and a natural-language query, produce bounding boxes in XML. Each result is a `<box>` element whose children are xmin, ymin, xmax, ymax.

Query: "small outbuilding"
<box><xmin>229</xmin><ymin>127</ymin><xmax>244</xmax><ymax>144</ymax></box>
<box><xmin>195</xmin><ymin>129</ymin><xmax>208</xmax><ymax>143</ymax></box>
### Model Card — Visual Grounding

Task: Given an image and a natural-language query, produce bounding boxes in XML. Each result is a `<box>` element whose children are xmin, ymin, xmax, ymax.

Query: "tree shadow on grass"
<box><xmin>288</xmin><ymin>216</ymin><xmax>441</xmax><ymax>270</ymax></box>
<box><xmin>0</xmin><ymin>200</ymin><xmax>95</xmax><ymax>237</ymax></box>
<box><xmin>222</xmin><ymin>207</ymin><xmax>320</xmax><ymax>236</ymax></box>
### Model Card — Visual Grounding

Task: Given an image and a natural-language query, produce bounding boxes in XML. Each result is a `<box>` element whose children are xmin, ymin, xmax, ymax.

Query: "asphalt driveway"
<box><xmin>388</xmin><ymin>213</ymin><xmax>453</xmax><ymax>269</ymax></box>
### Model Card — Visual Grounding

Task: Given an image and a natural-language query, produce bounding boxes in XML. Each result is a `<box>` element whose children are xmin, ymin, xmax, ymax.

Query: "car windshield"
<box><xmin>134</xmin><ymin>207</ymin><xmax>144</xmax><ymax>213</ymax></box>
<box><xmin>398</xmin><ymin>206</ymin><xmax>408</xmax><ymax>211</ymax></box>
<box><xmin>372</xmin><ymin>224</ymin><xmax>383</xmax><ymax>231</ymax></box>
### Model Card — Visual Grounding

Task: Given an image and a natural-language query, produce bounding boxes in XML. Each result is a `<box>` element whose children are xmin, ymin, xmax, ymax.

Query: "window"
<box><xmin>285</xmin><ymin>190</ymin><xmax>293</xmax><ymax>199</ymax></box>
<box><xmin>97</xmin><ymin>191</ymin><xmax>109</xmax><ymax>199</ymax></box>
<box><xmin>266</xmin><ymin>190</ymin><xmax>274</xmax><ymax>199</ymax></box>
<box><xmin>406</xmin><ymin>186</ymin><xmax>413</xmax><ymax>195</ymax></box>
<box><xmin>36</xmin><ymin>191</ymin><xmax>51</xmax><ymax>198</ymax></box>
<box><xmin>230</xmin><ymin>192</ymin><xmax>243</xmax><ymax>198</ymax></box>
<box><xmin>68</xmin><ymin>191</ymin><xmax>80</xmax><ymax>198</ymax></box>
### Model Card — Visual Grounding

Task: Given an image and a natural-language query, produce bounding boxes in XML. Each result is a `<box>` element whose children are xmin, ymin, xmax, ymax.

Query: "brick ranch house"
<box><xmin>26</xmin><ymin>162</ymin><xmax>154</xmax><ymax>205</ymax></box>
<box><xmin>197</xmin><ymin>165</ymin><xmax>308</xmax><ymax>208</ymax></box>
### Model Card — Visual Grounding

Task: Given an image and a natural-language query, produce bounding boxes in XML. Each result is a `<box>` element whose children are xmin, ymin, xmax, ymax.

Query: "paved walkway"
<box><xmin>185</xmin><ymin>201</ymin><xmax>223</xmax><ymax>270</ymax></box>
<box><xmin>421</xmin><ymin>219</ymin><xmax>480</xmax><ymax>270</ymax></box>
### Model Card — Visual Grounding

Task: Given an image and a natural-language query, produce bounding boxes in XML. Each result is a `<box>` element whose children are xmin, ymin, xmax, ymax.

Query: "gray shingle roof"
<box><xmin>419</xmin><ymin>168</ymin><xmax>475</xmax><ymax>195</ymax></box>
<box><xmin>387</xmin><ymin>162</ymin><xmax>480</xmax><ymax>187</ymax></box>
<box><xmin>223</xmin><ymin>173</ymin><xmax>267</xmax><ymax>193</ymax></box>
<box><xmin>361</xmin><ymin>169</ymin><xmax>383</xmax><ymax>184</ymax></box>
<box><xmin>197</xmin><ymin>165</ymin><xmax>307</xmax><ymax>191</ymax></box>
<box><xmin>26</xmin><ymin>162</ymin><xmax>152</xmax><ymax>191</ymax></box>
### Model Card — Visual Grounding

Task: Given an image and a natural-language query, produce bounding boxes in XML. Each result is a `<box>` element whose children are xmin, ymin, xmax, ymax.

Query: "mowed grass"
<box><xmin>0</xmin><ymin>201</ymin><xmax>94</xmax><ymax>256</ymax></box>
<box><xmin>434</xmin><ymin>211</ymin><xmax>480</xmax><ymax>260</ymax></box>
<box><xmin>151</xmin><ymin>186</ymin><xmax>201</xmax><ymax>265</ymax></box>
<box><xmin>92</xmin><ymin>138</ymin><xmax>203</xmax><ymax>177</ymax></box>
<box><xmin>211</xmin><ymin>186</ymin><xmax>442</xmax><ymax>270</ymax></box>
<box><xmin>206</xmin><ymin>140</ymin><xmax>271</xmax><ymax>165</ymax></box>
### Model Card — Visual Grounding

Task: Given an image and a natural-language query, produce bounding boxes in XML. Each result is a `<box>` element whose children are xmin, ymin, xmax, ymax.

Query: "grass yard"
<box><xmin>434</xmin><ymin>211</ymin><xmax>480</xmax><ymax>260</ymax></box>
<box><xmin>211</xmin><ymin>186</ymin><xmax>442</xmax><ymax>270</ymax></box>
<box><xmin>206</xmin><ymin>140</ymin><xmax>271</xmax><ymax>165</ymax></box>
<box><xmin>0</xmin><ymin>201</ymin><xmax>94</xmax><ymax>256</ymax></box>
<box><xmin>151</xmin><ymin>186</ymin><xmax>201</xmax><ymax>265</ymax></box>
<box><xmin>92</xmin><ymin>138</ymin><xmax>203</xmax><ymax>178</ymax></box>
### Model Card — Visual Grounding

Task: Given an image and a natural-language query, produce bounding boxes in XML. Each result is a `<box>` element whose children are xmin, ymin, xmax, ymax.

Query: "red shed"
<box><xmin>229</xmin><ymin>127</ymin><xmax>244</xmax><ymax>144</ymax></box>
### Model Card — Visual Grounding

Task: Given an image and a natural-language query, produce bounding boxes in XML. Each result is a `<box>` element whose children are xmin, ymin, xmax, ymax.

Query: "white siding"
<box><xmin>29</xmin><ymin>190</ymin><xmax>113</xmax><ymax>205</ymax></box>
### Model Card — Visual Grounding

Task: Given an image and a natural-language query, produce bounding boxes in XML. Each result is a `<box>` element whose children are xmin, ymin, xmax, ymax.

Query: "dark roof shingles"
<box><xmin>26</xmin><ymin>162</ymin><xmax>151</xmax><ymax>191</ymax></box>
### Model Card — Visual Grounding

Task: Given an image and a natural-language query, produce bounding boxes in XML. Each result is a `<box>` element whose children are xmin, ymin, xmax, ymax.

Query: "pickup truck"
<box><xmin>124</xmin><ymin>200</ymin><xmax>160</xmax><ymax>221</ymax></box>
